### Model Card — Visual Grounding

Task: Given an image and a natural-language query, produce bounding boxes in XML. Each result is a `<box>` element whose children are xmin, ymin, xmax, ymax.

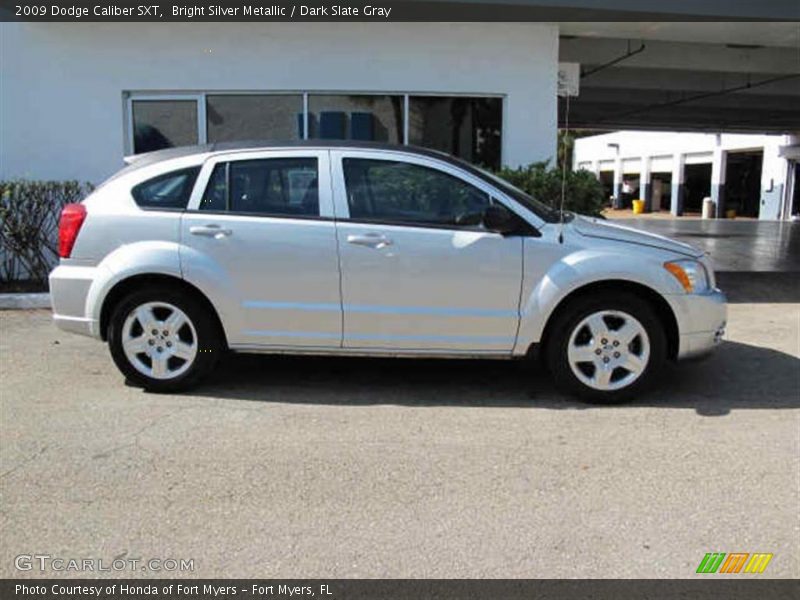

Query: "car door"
<box><xmin>181</xmin><ymin>149</ymin><xmax>342</xmax><ymax>348</ymax></box>
<box><xmin>331</xmin><ymin>150</ymin><xmax>524</xmax><ymax>353</ymax></box>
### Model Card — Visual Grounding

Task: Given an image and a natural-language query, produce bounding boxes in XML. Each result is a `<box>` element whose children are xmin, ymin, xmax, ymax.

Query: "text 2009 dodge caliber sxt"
<box><xmin>50</xmin><ymin>141</ymin><xmax>726</xmax><ymax>402</ymax></box>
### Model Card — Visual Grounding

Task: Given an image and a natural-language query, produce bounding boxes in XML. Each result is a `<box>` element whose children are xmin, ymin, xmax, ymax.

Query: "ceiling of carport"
<box><xmin>558</xmin><ymin>23</ymin><xmax>800</xmax><ymax>133</ymax></box>
<box><xmin>559</xmin><ymin>22</ymin><xmax>800</xmax><ymax>48</ymax></box>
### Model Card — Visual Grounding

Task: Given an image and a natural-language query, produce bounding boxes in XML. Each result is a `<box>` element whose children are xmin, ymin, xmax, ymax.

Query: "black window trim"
<box><xmin>336</xmin><ymin>209</ymin><xmax>540</xmax><ymax>237</ymax></box>
<box><xmin>184</xmin><ymin>209</ymin><xmax>336</xmax><ymax>223</ymax></box>
<box><xmin>224</xmin><ymin>161</ymin><xmax>231</xmax><ymax>212</ymax></box>
<box><xmin>174</xmin><ymin>210</ymin><xmax>539</xmax><ymax>236</ymax></box>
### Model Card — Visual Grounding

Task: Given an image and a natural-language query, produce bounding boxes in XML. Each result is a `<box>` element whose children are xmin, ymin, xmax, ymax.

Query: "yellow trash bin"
<box><xmin>632</xmin><ymin>199</ymin><xmax>645</xmax><ymax>214</ymax></box>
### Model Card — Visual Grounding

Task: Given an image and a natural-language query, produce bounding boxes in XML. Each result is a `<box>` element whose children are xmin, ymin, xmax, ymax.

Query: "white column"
<box><xmin>640</xmin><ymin>156</ymin><xmax>652</xmax><ymax>212</ymax></box>
<box><xmin>711</xmin><ymin>135</ymin><xmax>727</xmax><ymax>218</ymax></box>
<box><xmin>670</xmin><ymin>154</ymin><xmax>685</xmax><ymax>216</ymax></box>
<box><xmin>612</xmin><ymin>154</ymin><xmax>623</xmax><ymax>209</ymax></box>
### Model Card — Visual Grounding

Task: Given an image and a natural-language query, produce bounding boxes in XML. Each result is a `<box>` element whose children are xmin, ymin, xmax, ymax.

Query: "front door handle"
<box><xmin>190</xmin><ymin>225</ymin><xmax>232</xmax><ymax>239</ymax></box>
<box><xmin>346</xmin><ymin>233</ymin><xmax>393</xmax><ymax>249</ymax></box>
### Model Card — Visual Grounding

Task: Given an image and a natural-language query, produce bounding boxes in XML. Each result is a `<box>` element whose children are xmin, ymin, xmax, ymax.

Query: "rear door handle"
<box><xmin>346</xmin><ymin>233</ymin><xmax>393</xmax><ymax>249</ymax></box>
<box><xmin>190</xmin><ymin>225</ymin><xmax>232</xmax><ymax>239</ymax></box>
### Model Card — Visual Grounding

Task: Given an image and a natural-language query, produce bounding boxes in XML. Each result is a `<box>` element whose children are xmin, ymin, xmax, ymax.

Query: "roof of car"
<box><xmin>113</xmin><ymin>140</ymin><xmax>494</xmax><ymax>198</ymax></box>
<box><xmin>125</xmin><ymin>140</ymin><xmax>457</xmax><ymax>168</ymax></box>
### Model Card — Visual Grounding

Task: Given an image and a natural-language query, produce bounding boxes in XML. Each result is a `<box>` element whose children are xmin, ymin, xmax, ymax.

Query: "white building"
<box><xmin>1</xmin><ymin>11</ymin><xmax>798</xmax><ymax>194</ymax></box>
<box><xmin>0</xmin><ymin>22</ymin><xmax>557</xmax><ymax>183</ymax></box>
<box><xmin>573</xmin><ymin>131</ymin><xmax>799</xmax><ymax>220</ymax></box>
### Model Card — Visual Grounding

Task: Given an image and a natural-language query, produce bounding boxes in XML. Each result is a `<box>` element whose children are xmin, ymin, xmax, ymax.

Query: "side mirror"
<box><xmin>483</xmin><ymin>204</ymin><xmax>518</xmax><ymax>235</ymax></box>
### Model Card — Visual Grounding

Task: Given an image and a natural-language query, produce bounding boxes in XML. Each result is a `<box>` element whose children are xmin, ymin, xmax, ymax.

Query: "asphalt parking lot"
<box><xmin>1</xmin><ymin>299</ymin><xmax>798</xmax><ymax>579</ymax></box>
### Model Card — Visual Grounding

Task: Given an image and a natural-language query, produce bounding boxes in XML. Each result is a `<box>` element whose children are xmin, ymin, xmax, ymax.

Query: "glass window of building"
<box><xmin>131</xmin><ymin>99</ymin><xmax>198</xmax><ymax>154</ymax></box>
<box><xmin>308</xmin><ymin>95</ymin><xmax>404</xmax><ymax>143</ymax></box>
<box><xmin>206</xmin><ymin>94</ymin><xmax>303</xmax><ymax>143</ymax></box>
<box><xmin>408</xmin><ymin>96</ymin><xmax>503</xmax><ymax>170</ymax></box>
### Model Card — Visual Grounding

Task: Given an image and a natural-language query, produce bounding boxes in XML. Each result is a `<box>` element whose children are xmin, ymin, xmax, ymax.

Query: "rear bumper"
<box><xmin>666</xmin><ymin>288</ymin><xmax>727</xmax><ymax>360</ymax></box>
<box><xmin>53</xmin><ymin>313</ymin><xmax>97</xmax><ymax>337</ymax></box>
<box><xmin>49</xmin><ymin>264</ymin><xmax>101</xmax><ymax>338</ymax></box>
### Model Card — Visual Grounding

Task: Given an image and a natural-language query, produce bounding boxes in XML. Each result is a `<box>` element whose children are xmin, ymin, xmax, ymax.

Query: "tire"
<box><xmin>107</xmin><ymin>286</ymin><xmax>222</xmax><ymax>392</ymax></box>
<box><xmin>545</xmin><ymin>291</ymin><xmax>667</xmax><ymax>403</ymax></box>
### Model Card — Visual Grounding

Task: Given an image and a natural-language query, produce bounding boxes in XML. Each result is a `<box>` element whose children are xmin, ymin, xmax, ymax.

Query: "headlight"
<box><xmin>664</xmin><ymin>259</ymin><xmax>710</xmax><ymax>294</ymax></box>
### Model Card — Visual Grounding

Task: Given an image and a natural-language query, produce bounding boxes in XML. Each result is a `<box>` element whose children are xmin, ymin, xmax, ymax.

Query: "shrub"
<box><xmin>0</xmin><ymin>180</ymin><xmax>94</xmax><ymax>284</ymax></box>
<box><xmin>494</xmin><ymin>161</ymin><xmax>606</xmax><ymax>217</ymax></box>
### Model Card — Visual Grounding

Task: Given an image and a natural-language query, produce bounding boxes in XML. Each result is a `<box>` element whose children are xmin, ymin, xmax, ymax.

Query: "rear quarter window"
<box><xmin>131</xmin><ymin>167</ymin><xmax>200</xmax><ymax>209</ymax></box>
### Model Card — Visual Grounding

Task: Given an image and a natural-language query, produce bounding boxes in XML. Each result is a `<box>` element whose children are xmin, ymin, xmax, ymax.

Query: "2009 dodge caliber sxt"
<box><xmin>50</xmin><ymin>141</ymin><xmax>727</xmax><ymax>402</ymax></box>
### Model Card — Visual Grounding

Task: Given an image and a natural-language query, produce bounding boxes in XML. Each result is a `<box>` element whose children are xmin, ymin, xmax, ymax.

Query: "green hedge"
<box><xmin>0</xmin><ymin>180</ymin><xmax>94</xmax><ymax>284</ymax></box>
<box><xmin>494</xmin><ymin>161</ymin><xmax>606</xmax><ymax>217</ymax></box>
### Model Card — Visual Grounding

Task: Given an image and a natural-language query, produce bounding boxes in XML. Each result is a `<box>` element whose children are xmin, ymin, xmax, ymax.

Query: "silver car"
<box><xmin>49</xmin><ymin>142</ymin><xmax>726</xmax><ymax>402</ymax></box>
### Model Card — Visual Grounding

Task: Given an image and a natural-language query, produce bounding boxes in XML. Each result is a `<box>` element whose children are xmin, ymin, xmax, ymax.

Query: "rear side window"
<box><xmin>131</xmin><ymin>167</ymin><xmax>200</xmax><ymax>209</ymax></box>
<box><xmin>199</xmin><ymin>158</ymin><xmax>319</xmax><ymax>217</ymax></box>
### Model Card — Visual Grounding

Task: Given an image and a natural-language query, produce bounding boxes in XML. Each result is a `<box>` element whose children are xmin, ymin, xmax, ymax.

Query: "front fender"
<box><xmin>513</xmin><ymin>246</ymin><xmax>683</xmax><ymax>355</ymax></box>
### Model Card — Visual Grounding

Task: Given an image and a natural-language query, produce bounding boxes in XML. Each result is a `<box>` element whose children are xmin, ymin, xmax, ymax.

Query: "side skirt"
<box><xmin>228</xmin><ymin>345</ymin><xmax>516</xmax><ymax>360</ymax></box>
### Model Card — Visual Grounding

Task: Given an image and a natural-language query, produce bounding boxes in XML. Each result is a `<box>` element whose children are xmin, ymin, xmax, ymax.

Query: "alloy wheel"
<box><xmin>121</xmin><ymin>301</ymin><xmax>198</xmax><ymax>380</ymax></box>
<box><xmin>566</xmin><ymin>310</ymin><xmax>650</xmax><ymax>391</ymax></box>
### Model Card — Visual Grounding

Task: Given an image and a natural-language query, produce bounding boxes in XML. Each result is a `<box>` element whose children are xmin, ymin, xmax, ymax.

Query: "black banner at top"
<box><xmin>2</xmin><ymin>0</ymin><xmax>800</xmax><ymax>22</ymax></box>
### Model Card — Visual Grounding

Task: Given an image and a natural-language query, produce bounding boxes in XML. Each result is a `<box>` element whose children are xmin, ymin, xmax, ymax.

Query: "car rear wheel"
<box><xmin>545</xmin><ymin>292</ymin><xmax>667</xmax><ymax>403</ymax></box>
<box><xmin>108</xmin><ymin>287</ymin><xmax>221</xmax><ymax>392</ymax></box>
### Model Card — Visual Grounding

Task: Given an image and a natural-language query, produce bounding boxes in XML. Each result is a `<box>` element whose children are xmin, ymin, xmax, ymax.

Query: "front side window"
<box><xmin>131</xmin><ymin>167</ymin><xmax>200</xmax><ymax>209</ymax></box>
<box><xmin>200</xmin><ymin>158</ymin><xmax>319</xmax><ymax>217</ymax></box>
<box><xmin>342</xmin><ymin>159</ymin><xmax>490</xmax><ymax>227</ymax></box>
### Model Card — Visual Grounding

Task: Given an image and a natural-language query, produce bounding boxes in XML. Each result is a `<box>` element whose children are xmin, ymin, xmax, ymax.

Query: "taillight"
<box><xmin>58</xmin><ymin>203</ymin><xmax>87</xmax><ymax>258</ymax></box>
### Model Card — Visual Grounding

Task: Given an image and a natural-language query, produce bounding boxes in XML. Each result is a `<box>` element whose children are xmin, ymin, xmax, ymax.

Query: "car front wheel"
<box><xmin>108</xmin><ymin>287</ymin><xmax>222</xmax><ymax>392</ymax></box>
<box><xmin>545</xmin><ymin>292</ymin><xmax>667</xmax><ymax>403</ymax></box>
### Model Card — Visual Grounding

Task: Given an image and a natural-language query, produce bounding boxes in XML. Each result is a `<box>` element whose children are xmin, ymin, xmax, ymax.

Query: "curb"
<box><xmin>0</xmin><ymin>293</ymin><xmax>51</xmax><ymax>310</ymax></box>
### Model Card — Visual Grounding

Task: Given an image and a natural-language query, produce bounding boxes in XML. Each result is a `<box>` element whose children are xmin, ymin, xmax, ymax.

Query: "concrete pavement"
<box><xmin>614</xmin><ymin>218</ymin><xmax>800</xmax><ymax>273</ymax></box>
<box><xmin>0</xmin><ymin>304</ymin><xmax>798</xmax><ymax>578</ymax></box>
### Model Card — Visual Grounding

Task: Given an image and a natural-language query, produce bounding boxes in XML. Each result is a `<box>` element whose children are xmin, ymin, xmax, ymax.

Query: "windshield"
<box><xmin>454</xmin><ymin>160</ymin><xmax>561</xmax><ymax>223</ymax></box>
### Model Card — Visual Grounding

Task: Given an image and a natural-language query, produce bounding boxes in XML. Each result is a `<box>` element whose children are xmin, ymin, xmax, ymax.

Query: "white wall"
<box><xmin>0</xmin><ymin>22</ymin><xmax>558</xmax><ymax>183</ymax></box>
<box><xmin>573</xmin><ymin>131</ymin><xmax>791</xmax><ymax>219</ymax></box>
<box><xmin>574</xmin><ymin>131</ymin><xmax>789</xmax><ymax>167</ymax></box>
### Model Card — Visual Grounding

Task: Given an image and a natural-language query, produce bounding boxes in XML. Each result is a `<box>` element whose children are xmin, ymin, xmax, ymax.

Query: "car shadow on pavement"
<box><xmin>188</xmin><ymin>340</ymin><xmax>799</xmax><ymax>416</ymax></box>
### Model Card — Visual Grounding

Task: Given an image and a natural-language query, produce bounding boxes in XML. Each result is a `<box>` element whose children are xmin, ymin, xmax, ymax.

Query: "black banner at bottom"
<box><xmin>2</xmin><ymin>580</ymin><xmax>799</xmax><ymax>600</ymax></box>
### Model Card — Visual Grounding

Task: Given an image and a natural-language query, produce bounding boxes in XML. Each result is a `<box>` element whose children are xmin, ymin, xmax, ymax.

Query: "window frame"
<box><xmin>406</xmin><ymin>95</ymin><xmax>505</xmax><ymax>170</ymax></box>
<box><xmin>306</xmin><ymin>93</ymin><xmax>407</xmax><ymax>144</ymax></box>
<box><xmin>329</xmin><ymin>149</ymin><xmax>543</xmax><ymax>231</ymax></box>
<box><xmin>125</xmin><ymin>91</ymin><xmax>505</xmax><ymax>164</ymax></box>
<box><xmin>205</xmin><ymin>92</ymin><xmax>306</xmax><ymax>145</ymax></box>
<box><xmin>186</xmin><ymin>148</ymin><xmax>335</xmax><ymax>220</ymax></box>
<box><xmin>126</xmin><ymin>94</ymin><xmax>206</xmax><ymax>157</ymax></box>
<box><xmin>339</xmin><ymin>157</ymin><xmax>493</xmax><ymax>230</ymax></box>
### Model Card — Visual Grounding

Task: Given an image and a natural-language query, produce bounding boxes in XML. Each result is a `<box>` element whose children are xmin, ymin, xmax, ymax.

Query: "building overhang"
<box><xmin>422</xmin><ymin>0</ymin><xmax>799</xmax><ymax>22</ymax></box>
